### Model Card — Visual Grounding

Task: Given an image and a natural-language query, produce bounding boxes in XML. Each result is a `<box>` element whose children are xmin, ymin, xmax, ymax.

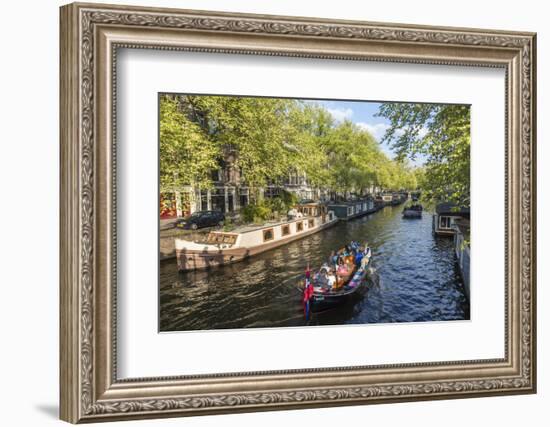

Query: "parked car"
<box><xmin>175</xmin><ymin>210</ymin><xmax>225</xmax><ymax>230</ymax></box>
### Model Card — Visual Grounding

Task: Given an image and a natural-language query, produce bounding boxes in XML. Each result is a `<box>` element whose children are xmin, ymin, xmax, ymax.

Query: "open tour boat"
<box><xmin>302</xmin><ymin>242</ymin><xmax>372</xmax><ymax>313</ymax></box>
<box><xmin>402</xmin><ymin>203</ymin><xmax>423</xmax><ymax>219</ymax></box>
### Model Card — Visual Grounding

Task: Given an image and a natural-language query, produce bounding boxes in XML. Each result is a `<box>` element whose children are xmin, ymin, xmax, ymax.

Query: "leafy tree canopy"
<box><xmin>376</xmin><ymin>103</ymin><xmax>470</xmax><ymax>206</ymax></box>
<box><xmin>160</xmin><ymin>95</ymin><xmax>424</xmax><ymax>196</ymax></box>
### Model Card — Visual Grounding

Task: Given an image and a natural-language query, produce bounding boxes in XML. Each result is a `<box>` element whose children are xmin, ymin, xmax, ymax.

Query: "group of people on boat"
<box><xmin>406</xmin><ymin>203</ymin><xmax>423</xmax><ymax>211</ymax></box>
<box><xmin>312</xmin><ymin>241</ymin><xmax>371</xmax><ymax>291</ymax></box>
<box><xmin>302</xmin><ymin>241</ymin><xmax>372</xmax><ymax>319</ymax></box>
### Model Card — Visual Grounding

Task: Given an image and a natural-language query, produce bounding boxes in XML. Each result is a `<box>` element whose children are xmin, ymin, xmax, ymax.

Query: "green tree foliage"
<box><xmin>160</xmin><ymin>95</ymin><xmax>422</xmax><ymax>201</ymax></box>
<box><xmin>159</xmin><ymin>96</ymin><xmax>220</xmax><ymax>191</ymax></box>
<box><xmin>241</xmin><ymin>201</ymin><xmax>272</xmax><ymax>223</ymax></box>
<box><xmin>192</xmin><ymin>96</ymin><xmax>295</xmax><ymax>187</ymax></box>
<box><xmin>234</xmin><ymin>190</ymin><xmax>298</xmax><ymax>224</ymax></box>
<box><xmin>376</xmin><ymin>103</ymin><xmax>470</xmax><ymax>206</ymax></box>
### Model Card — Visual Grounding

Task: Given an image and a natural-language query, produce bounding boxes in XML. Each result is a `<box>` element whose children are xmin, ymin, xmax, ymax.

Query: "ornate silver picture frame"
<box><xmin>60</xmin><ymin>2</ymin><xmax>536</xmax><ymax>423</ymax></box>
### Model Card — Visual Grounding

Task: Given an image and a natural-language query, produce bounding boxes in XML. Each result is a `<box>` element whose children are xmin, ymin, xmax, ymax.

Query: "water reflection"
<box><xmin>159</xmin><ymin>205</ymin><xmax>469</xmax><ymax>331</ymax></box>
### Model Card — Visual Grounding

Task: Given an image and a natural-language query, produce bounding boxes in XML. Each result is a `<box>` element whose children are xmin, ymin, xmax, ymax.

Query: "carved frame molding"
<box><xmin>60</xmin><ymin>2</ymin><xmax>536</xmax><ymax>423</ymax></box>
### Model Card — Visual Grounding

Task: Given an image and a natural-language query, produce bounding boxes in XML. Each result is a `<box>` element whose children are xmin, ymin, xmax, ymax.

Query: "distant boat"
<box><xmin>175</xmin><ymin>203</ymin><xmax>338</xmax><ymax>271</ymax></box>
<box><xmin>376</xmin><ymin>192</ymin><xmax>406</xmax><ymax>206</ymax></box>
<box><xmin>403</xmin><ymin>203</ymin><xmax>423</xmax><ymax>219</ymax></box>
<box><xmin>301</xmin><ymin>242</ymin><xmax>372</xmax><ymax>312</ymax></box>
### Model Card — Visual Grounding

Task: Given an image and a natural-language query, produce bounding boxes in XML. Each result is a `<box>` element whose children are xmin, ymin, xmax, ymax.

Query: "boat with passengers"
<box><xmin>402</xmin><ymin>203</ymin><xmax>423</xmax><ymax>219</ymax></box>
<box><xmin>301</xmin><ymin>241</ymin><xmax>372</xmax><ymax>313</ymax></box>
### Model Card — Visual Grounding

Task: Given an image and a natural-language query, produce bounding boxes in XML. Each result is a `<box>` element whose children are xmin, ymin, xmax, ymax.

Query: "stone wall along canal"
<box><xmin>159</xmin><ymin>204</ymin><xmax>470</xmax><ymax>331</ymax></box>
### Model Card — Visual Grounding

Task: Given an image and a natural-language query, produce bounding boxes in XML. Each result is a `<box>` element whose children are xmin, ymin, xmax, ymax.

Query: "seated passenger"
<box><xmin>329</xmin><ymin>251</ymin><xmax>338</xmax><ymax>266</ymax></box>
<box><xmin>327</xmin><ymin>271</ymin><xmax>336</xmax><ymax>289</ymax></box>
<box><xmin>337</xmin><ymin>258</ymin><xmax>348</xmax><ymax>276</ymax></box>
<box><xmin>317</xmin><ymin>270</ymin><xmax>329</xmax><ymax>287</ymax></box>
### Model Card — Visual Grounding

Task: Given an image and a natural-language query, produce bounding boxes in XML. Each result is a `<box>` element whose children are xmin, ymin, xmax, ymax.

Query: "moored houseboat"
<box><xmin>327</xmin><ymin>197</ymin><xmax>378</xmax><ymax>221</ymax></box>
<box><xmin>432</xmin><ymin>202</ymin><xmax>470</xmax><ymax>236</ymax></box>
<box><xmin>175</xmin><ymin>203</ymin><xmax>338</xmax><ymax>271</ymax></box>
<box><xmin>380</xmin><ymin>193</ymin><xmax>394</xmax><ymax>205</ymax></box>
<box><xmin>453</xmin><ymin>218</ymin><xmax>470</xmax><ymax>300</ymax></box>
<box><xmin>391</xmin><ymin>192</ymin><xmax>407</xmax><ymax>206</ymax></box>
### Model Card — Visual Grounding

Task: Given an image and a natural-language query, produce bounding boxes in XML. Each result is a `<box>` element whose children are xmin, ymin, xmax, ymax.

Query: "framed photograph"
<box><xmin>60</xmin><ymin>2</ymin><xmax>536</xmax><ymax>423</ymax></box>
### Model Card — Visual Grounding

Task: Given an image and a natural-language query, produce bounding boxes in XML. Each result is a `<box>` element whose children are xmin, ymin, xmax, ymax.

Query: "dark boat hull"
<box><xmin>310</xmin><ymin>267</ymin><xmax>369</xmax><ymax>312</ymax></box>
<box><xmin>403</xmin><ymin>210</ymin><xmax>422</xmax><ymax>218</ymax></box>
<box><xmin>310</xmin><ymin>283</ymin><xmax>367</xmax><ymax>312</ymax></box>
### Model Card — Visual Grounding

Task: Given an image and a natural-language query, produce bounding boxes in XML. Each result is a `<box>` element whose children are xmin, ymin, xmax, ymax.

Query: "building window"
<box><xmin>281</xmin><ymin>225</ymin><xmax>291</xmax><ymax>236</ymax></box>
<box><xmin>440</xmin><ymin>216</ymin><xmax>452</xmax><ymax>229</ymax></box>
<box><xmin>263</xmin><ymin>228</ymin><xmax>274</xmax><ymax>242</ymax></box>
<box><xmin>239</xmin><ymin>187</ymin><xmax>249</xmax><ymax>208</ymax></box>
<box><xmin>308</xmin><ymin>219</ymin><xmax>314</xmax><ymax>228</ymax></box>
<box><xmin>296</xmin><ymin>222</ymin><xmax>304</xmax><ymax>232</ymax></box>
<box><xmin>211</xmin><ymin>168</ymin><xmax>222</xmax><ymax>182</ymax></box>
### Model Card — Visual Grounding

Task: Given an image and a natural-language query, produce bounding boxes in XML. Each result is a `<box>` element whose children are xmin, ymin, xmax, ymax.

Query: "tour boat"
<box><xmin>403</xmin><ymin>203</ymin><xmax>423</xmax><ymax>218</ymax></box>
<box><xmin>175</xmin><ymin>203</ymin><xmax>338</xmax><ymax>271</ymax></box>
<box><xmin>302</xmin><ymin>242</ymin><xmax>372</xmax><ymax>313</ymax></box>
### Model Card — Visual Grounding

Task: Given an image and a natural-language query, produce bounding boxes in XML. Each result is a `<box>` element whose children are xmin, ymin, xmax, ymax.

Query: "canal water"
<box><xmin>159</xmin><ymin>205</ymin><xmax>470</xmax><ymax>331</ymax></box>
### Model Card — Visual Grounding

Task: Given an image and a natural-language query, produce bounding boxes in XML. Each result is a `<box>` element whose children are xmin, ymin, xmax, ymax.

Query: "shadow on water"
<box><xmin>159</xmin><ymin>205</ymin><xmax>470</xmax><ymax>331</ymax></box>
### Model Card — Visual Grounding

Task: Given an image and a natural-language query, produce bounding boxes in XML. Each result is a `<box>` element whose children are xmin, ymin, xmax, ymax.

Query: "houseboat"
<box><xmin>327</xmin><ymin>197</ymin><xmax>378</xmax><ymax>221</ymax></box>
<box><xmin>432</xmin><ymin>202</ymin><xmax>470</xmax><ymax>236</ymax></box>
<box><xmin>391</xmin><ymin>192</ymin><xmax>407</xmax><ymax>206</ymax></box>
<box><xmin>175</xmin><ymin>203</ymin><xmax>338</xmax><ymax>271</ymax></box>
<box><xmin>380</xmin><ymin>193</ymin><xmax>394</xmax><ymax>205</ymax></box>
<box><xmin>453</xmin><ymin>218</ymin><xmax>470</xmax><ymax>300</ymax></box>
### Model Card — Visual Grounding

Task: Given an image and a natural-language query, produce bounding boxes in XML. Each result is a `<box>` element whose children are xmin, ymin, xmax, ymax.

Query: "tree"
<box><xmin>376</xmin><ymin>103</ymin><xmax>470</xmax><ymax>205</ymax></box>
<box><xmin>283</xmin><ymin>103</ymin><xmax>333</xmax><ymax>188</ymax></box>
<box><xmin>159</xmin><ymin>96</ymin><xmax>220</xmax><ymax>192</ymax></box>
<box><xmin>178</xmin><ymin>95</ymin><xmax>304</xmax><ymax>193</ymax></box>
<box><xmin>159</xmin><ymin>95</ymin><xmax>422</xmax><ymax>214</ymax></box>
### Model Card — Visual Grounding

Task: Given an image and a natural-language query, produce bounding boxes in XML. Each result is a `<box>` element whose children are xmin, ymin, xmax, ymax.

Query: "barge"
<box><xmin>432</xmin><ymin>202</ymin><xmax>470</xmax><ymax>236</ymax></box>
<box><xmin>327</xmin><ymin>197</ymin><xmax>379</xmax><ymax>221</ymax></box>
<box><xmin>175</xmin><ymin>203</ymin><xmax>338</xmax><ymax>271</ymax></box>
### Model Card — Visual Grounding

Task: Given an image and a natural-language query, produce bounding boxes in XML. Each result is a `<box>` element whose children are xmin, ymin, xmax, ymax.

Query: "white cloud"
<box><xmin>356</xmin><ymin>122</ymin><xmax>390</xmax><ymax>141</ymax></box>
<box><xmin>418</xmin><ymin>126</ymin><xmax>429</xmax><ymax>138</ymax></box>
<box><xmin>357</xmin><ymin>122</ymin><xmax>429</xmax><ymax>141</ymax></box>
<box><xmin>326</xmin><ymin>107</ymin><xmax>353</xmax><ymax>122</ymax></box>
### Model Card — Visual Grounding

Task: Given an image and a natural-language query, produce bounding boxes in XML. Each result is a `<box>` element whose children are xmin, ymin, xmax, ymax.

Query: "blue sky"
<box><xmin>303</xmin><ymin>99</ymin><xmax>426</xmax><ymax>166</ymax></box>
